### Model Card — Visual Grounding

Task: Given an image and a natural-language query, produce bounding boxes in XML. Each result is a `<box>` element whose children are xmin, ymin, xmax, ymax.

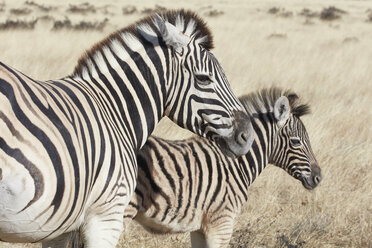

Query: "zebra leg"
<box><xmin>123</xmin><ymin>192</ymin><xmax>141</xmax><ymax>231</ymax></box>
<box><xmin>123</xmin><ymin>204</ymin><xmax>138</xmax><ymax>231</ymax></box>
<box><xmin>202</xmin><ymin>217</ymin><xmax>235</xmax><ymax>248</ymax></box>
<box><xmin>41</xmin><ymin>231</ymin><xmax>83</xmax><ymax>248</ymax></box>
<box><xmin>190</xmin><ymin>231</ymin><xmax>207</xmax><ymax>248</ymax></box>
<box><xmin>80</xmin><ymin>211</ymin><xmax>124</xmax><ymax>248</ymax></box>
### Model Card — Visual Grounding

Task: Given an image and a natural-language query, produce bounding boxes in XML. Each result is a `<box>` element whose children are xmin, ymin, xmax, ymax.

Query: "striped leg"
<box><xmin>123</xmin><ymin>203</ymin><xmax>139</xmax><ymax>231</ymax></box>
<box><xmin>81</xmin><ymin>208</ymin><xmax>124</xmax><ymax>248</ymax></box>
<box><xmin>203</xmin><ymin>217</ymin><xmax>235</xmax><ymax>248</ymax></box>
<box><xmin>190</xmin><ymin>216</ymin><xmax>234</xmax><ymax>248</ymax></box>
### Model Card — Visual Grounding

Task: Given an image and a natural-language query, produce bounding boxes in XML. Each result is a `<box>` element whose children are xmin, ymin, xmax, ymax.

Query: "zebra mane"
<box><xmin>72</xmin><ymin>9</ymin><xmax>213</xmax><ymax>78</ymax></box>
<box><xmin>239</xmin><ymin>87</ymin><xmax>311</xmax><ymax>118</ymax></box>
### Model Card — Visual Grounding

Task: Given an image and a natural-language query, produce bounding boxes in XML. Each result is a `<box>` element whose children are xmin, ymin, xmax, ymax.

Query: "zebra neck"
<box><xmin>72</xmin><ymin>45</ymin><xmax>172</xmax><ymax>150</ymax></box>
<box><xmin>237</xmin><ymin>112</ymin><xmax>276</xmax><ymax>197</ymax></box>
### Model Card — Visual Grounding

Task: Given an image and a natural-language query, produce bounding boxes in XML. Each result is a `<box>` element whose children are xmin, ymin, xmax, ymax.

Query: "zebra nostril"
<box><xmin>236</xmin><ymin>131</ymin><xmax>248</xmax><ymax>145</ymax></box>
<box><xmin>241</xmin><ymin>132</ymin><xmax>248</xmax><ymax>142</ymax></box>
<box><xmin>313</xmin><ymin>175</ymin><xmax>321</xmax><ymax>184</ymax></box>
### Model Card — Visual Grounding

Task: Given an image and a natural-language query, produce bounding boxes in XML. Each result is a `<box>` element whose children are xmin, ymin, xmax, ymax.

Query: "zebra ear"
<box><xmin>274</xmin><ymin>96</ymin><xmax>290</xmax><ymax>127</ymax></box>
<box><xmin>154</xmin><ymin>13</ymin><xmax>190</xmax><ymax>54</ymax></box>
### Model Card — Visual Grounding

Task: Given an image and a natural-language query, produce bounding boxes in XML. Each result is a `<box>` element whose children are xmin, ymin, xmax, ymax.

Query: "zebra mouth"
<box><xmin>301</xmin><ymin>178</ymin><xmax>317</xmax><ymax>190</ymax></box>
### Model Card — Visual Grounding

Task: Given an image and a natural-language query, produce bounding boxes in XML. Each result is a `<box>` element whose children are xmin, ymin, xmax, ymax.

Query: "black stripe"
<box><xmin>190</xmin><ymin>143</ymin><xmax>203</xmax><ymax>210</ymax></box>
<box><xmin>127</xmin><ymin>37</ymin><xmax>164</xmax><ymax>121</ymax></box>
<box><xmin>197</xmin><ymin>140</ymin><xmax>213</xmax><ymax>210</ymax></box>
<box><xmin>156</xmin><ymin>139</ymin><xmax>184</xmax><ymax>222</ymax></box>
<box><xmin>99</xmin><ymin>51</ymin><xmax>144</xmax><ymax>149</ymax></box>
<box><xmin>0</xmin><ymin>137</ymin><xmax>44</xmax><ymax>211</ymax></box>
<box><xmin>0</xmin><ymin>73</ymin><xmax>66</xmax><ymax>219</ymax></box>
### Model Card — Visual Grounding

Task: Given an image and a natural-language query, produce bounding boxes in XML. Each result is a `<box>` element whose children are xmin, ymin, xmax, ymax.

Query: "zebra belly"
<box><xmin>134</xmin><ymin>208</ymin><xmax>203</xmax><ymax>234</ymax></box>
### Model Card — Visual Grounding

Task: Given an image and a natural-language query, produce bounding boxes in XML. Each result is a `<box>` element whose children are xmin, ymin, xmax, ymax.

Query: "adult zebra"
<box><xmin>0</xmin><ymin>10</ymin><xmax>253</xmax><ymax>247</ymax></box>
<box><xmin>121</xmin><ymin>88</ymin><xmax>322</xmax><ymax>248</ymax></box>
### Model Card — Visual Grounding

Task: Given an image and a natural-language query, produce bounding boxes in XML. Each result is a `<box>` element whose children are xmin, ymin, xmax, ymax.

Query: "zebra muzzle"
<box><xmin>301</xmin><ymin>164</ymin><xmax>322</xmax><ymax>190</ymax></box>
<box><xmin>215</xmin><ymin>111</ymin><xmax>254</xmax><ymax>158</ymax></box>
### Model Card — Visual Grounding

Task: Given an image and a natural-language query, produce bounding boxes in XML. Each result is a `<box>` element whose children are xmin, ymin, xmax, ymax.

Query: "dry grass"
<box><xmin>24</xmin><ymin>1</ymin><xmax>56</xmax><ymax>12</ymax></box>
<box><xmin>319</xmin><ymin>6</ymin><xmax>347</xmax><ymax>21</ymax></box>
<box><xmin>0</xmin><ymin>19</ymin><xmax>37</xmax><ymax>30</ymax></box>
<box><xmin>9</xmin><ymin>7</ymin><xmax>32</xmax><ymax>15</ymax></box>
<box><xmin>0</xmin><ymin>0</ymin><xmax>371</xmax><ymax>247</ymax></box>
<box><xmin>66</xmin><ymin>2</ymin><xmax>96</xmax><ymax>14</ymax></box>
<box><xmin>122</xmin><ymin>5</ymin><xmax>137</xmax><ymax>15</ymax></box>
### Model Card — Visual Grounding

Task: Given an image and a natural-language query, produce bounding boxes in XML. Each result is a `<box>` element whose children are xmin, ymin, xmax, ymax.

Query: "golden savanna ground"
<box><xmin>0</xmin><ymin>0</ymin><xmax>371</xmax><ymax>247</ymax></box>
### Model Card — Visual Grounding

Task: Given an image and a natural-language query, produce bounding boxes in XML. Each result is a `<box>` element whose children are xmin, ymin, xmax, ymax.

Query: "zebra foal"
<box><xmin>0</xmin><ymin>10</ymin><xmax>254</xmax><ymax>247</ymax></box>
<box><xmin>123</xmin><ymin>87</ymin><xmax>322</xmax><ymax>248</ymax></box>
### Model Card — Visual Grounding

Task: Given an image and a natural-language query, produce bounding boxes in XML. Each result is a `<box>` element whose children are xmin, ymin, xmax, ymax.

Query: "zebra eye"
<box><xmin>290</xmin><ymin>138</ymin><xmax>301</xmax><ymax>147</ymax></box>
<box><xmin>194</xmin><ymin>73</ymin><xmax>213</xmax><ymax>85</ymax></box>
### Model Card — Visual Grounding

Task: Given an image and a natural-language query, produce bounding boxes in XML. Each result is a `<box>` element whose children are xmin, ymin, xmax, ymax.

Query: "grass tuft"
<box><xmin>320</xmin><ymin>6</ymin><xmax>347</xmax><ymax>21</ymax></box>
<box><xmin>52</xmin><ymin>18</ymin><xmax>108</xmax><ymax>31</ymax></box>
<box><xmin>10</xmin><ymin>7</ymin><xmax>32</xmax><ymax>15</ymax></box>
<box><xmin>0</xmin><ymin>19</ymin><xmax>37</xmax><ymax>30</ymax></box>
<box><xmin>67</xmin><ymin>2</ymin><xmax>96</xmax><ymax>14</ymax></box>
<box><xmin>122</xmin><ymin>5</ymin><xmax>137</xmax><ymax>15</ymax></box>
<box><xmin>24</xmin><ymin>1</ymin><xmax>55</xmax><ymax>12</ymax></box>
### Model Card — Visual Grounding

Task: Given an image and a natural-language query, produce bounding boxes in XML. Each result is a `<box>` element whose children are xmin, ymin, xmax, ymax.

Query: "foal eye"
<box><xmin>290</xmin><ymin>138</ymin><xmax>301</xmax><ymax>147</ymax></box>
<box><xmin>194</xmin><ymin>73</ymin><xmax>213</xmax><ymax>85</ymax></box>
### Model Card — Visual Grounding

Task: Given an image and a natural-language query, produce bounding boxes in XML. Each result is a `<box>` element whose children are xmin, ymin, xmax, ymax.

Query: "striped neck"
<box><xmin>236</xmin><ymin>111</ymin><xmax>277</xmax><ymax>198</ymax></box>
<box><xmin>72</xmin><ymin>42</ymin><xmax>172</xmax><ymax>151</ymax></box>
<box><xmin>69</xmin><ymin>10</ymin><xmax>216</xmax><ymax>150</ymax></box>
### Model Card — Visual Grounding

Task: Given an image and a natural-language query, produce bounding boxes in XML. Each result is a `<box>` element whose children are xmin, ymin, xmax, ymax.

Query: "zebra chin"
<box><xmin>213</xmin><ymin>111</ymin><xmax>254</xmax><ymax>158</ymax></box>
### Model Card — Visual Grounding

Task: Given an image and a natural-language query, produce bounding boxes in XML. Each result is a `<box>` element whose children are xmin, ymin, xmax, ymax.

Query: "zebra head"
<box><xmin>271</xmin><ymin>94</ymin><xmax>321</xmax><ymax>190</ymax></box>
<box><xmin>154</xmin><ymin>11</ymin><xmax>254</xmax><ymax>157</ymax></box>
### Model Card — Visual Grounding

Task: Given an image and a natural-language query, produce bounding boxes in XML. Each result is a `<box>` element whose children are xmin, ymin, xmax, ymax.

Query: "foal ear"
<box><xmin>274</xmin><ymin>96</ymin><xmax>290</xmax><ymax>127</ymax></box>
<box><xmin>154</xmin><ymin>13</ymin><xmax>190</xmax><ymax>54</ymax></box>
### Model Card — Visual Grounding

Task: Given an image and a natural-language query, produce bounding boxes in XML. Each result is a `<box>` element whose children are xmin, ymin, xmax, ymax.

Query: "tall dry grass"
<box><xmin>0</xmin><ymin>0</ymin><xmax>371</xmax><ymax>247</ymax></box>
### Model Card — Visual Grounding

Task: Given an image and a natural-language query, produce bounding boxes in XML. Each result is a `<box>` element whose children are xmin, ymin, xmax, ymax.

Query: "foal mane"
<box><xmin>239</xmin><ymin>87</ymin><xmax>311</xmax><ymax>117</ymax></box>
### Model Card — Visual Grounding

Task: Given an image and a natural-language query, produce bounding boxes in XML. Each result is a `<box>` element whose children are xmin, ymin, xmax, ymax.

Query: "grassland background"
<box><xmin>0</xmin><ymin>0</ymin><xmax>371</xmax><ymax>247</ymax></box>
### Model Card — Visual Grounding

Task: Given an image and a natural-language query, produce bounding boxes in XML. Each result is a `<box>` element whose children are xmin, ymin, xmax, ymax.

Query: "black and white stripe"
<box><xmin>124</xmin><ymin>88</ymin><xmax>322</xmax><ymax>248</ymax></box>
<box><xmin>0</xmin><ymin>10</ymin><xmax>253</xmax><ymax>248</ymax></box>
